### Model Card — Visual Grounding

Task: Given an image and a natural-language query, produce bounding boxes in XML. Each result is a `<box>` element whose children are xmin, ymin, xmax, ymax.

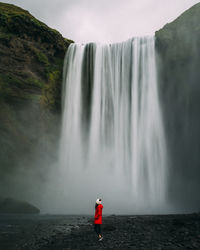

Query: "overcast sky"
<box><xmin>1</xmin><ymin>0</ymin><xmax>200</xmax><ymax>43</ymax></box>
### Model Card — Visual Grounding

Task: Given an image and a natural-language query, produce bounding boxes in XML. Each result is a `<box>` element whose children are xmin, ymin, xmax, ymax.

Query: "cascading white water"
<box><xmin>59</xmin><ymin>37</ymin><xmax>168</xmax><ymax>214</ymax></box>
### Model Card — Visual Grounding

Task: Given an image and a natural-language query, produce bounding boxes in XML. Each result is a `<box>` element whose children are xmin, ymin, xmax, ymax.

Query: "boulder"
<box><xmin>0</xmin><ymin>197</ymin><xmax>40</xmax><ymax>214</ymax></box>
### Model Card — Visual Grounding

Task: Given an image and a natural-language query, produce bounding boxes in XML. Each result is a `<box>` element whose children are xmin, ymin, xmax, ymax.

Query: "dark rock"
<box><xmin>103</xmin><ymin>224</ymin><xmax>116</xmax><ymax>232</ymax></box>
<box><xmin>155</xmin><ymin>3</ymin><xmax>200</xmax><ymax>210</ymax></box>
<box><xmin>0</xmin><ymin>197</ymin><xmax>40</xmax><ymax>214</ymax></box>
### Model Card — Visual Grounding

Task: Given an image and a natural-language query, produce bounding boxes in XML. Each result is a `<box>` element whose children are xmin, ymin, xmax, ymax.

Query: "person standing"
<box><xmin>94</xmin><ymin>198</ymin><xmax>103</xmax><ymax>241</ymax></box>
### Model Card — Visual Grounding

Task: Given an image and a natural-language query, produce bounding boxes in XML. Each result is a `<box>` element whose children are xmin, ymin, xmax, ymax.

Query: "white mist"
<box><xmin>57</xmin><ymin>37</ymin><xmax>169</xmax><ymax>214</ymax></box>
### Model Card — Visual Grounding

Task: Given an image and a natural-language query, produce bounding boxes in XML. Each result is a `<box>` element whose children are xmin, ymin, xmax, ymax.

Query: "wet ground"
<box><xmin>0</xmin><ymin>213</ymin><xmax>200</xmax><ymax>249</ymax></box>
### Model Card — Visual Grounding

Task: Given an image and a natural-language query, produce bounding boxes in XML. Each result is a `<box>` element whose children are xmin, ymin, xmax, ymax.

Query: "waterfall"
<box><xmin>59</xmin><ymin>37</ymin><xmax>168</xmax><ymax>214</ymax></box>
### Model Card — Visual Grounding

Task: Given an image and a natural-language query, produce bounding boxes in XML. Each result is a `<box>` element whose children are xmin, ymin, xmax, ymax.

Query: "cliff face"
<box><xmin>155</xmin><ymin>3</ymin><xmax>200</xmax><ymax>209</ymax></box>
<box><xmin>0</xmin><ymin>2</ymin><xmax>73</xmax><ymax>200</ymax></box>
<box><xmin>0</xmin><ymin>2</ymin><xmax>73</xmax><ymax>109</ymax></box>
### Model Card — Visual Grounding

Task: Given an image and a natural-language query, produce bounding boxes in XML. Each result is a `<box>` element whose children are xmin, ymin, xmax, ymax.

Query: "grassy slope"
<box><xmin>0</xmin><ymin>2</ymin><xmax>73</xmax><ymax>110</ymax></box>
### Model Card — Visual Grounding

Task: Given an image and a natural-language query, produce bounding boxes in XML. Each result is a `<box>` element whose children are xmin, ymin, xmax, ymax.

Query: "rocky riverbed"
<box><xmin>0</xmin><ymin>213</ymin><xmax>200</xmax><ymax>249</ymax></box>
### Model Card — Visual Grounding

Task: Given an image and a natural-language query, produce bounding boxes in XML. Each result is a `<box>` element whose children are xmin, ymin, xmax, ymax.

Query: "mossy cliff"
<box><xmin>0</xmin><ymin>2</ymin><xmax>73</xmax><ymax>110</ymax></box>
<box><xmin>0</xmin><ymin>2</ymin><xmax>73</xmax><ymax>200</ymax></box>
<box><xmin>155</xmin><ymin>3</ymin><xmax>200</xmax><ymax>209</ymax></box>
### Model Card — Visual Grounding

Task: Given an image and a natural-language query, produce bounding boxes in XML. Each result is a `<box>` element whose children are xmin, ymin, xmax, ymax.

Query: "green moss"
<box><xmin>0</xmin><ymin>32</ymin><xmax>12</xmax><ymax>39</ymax></box>
<box><xmin>64</xmin><ymin>37</ymin><xmax>74</xmax><ymax>44</ymax></box>
<box><xmin>0</xmin><ymin>73</ymin><xmax>43</xmax><ymax>89</ymax></box>
<box><xmin>46</xmin><ymin>57</ymin><xmax>63</xmax><ymax>75</ymax></box>
<box><xmin>0</xmin><ymin>3</ymin><xmax>48</xmax><ymax>30</ymax></box>
<box><xmin>41</xmin><ymin>70</ymin><xmax>61</xmax><ymax>110</ymax></box>
<box><xmin>0</xmin><ymin>73</ymin><xmax>44</xmax><ymax>103</ymax></box>
<box><xmin>32</xmin><ymin>48</ymin><xmax>49</xmax><ymax>65</ymax></box>
<box><xmin>48</xmin><ymin>71</ymin><xmax>60</xmax><ymax>83</ymax></box>
<box><xmin>37</xmin><ymin>52</ymin><xmax>49</xmax><ymax>65</ymax></box>
<box><xmin>0</xmin><ymin>3</ymin><xmax>30</xmax><ymax>17</ymax></box>
<box><xmin>24</xmin><ymin>78</ymin><xmax>44</xmax><ymax>88</ymax></box>
<box><xmin>0</xmin><ymin>73</ymin><xmax>21</xmax><ymax>88</ymax></box>
<box><xmin>0</xmin><ymin>2</ymin><xmax>68</xmax><ymax>50</ymax></box>
<box><xmin>0</xmin><ymin>2</ymin><xmax>73</xmax><ymax>110</ymax></box>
